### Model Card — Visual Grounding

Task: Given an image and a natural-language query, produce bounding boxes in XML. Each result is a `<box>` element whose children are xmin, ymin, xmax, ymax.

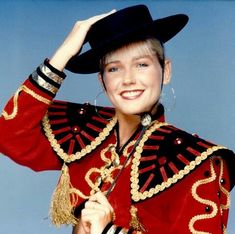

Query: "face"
<box><xmin>99</xmin><ymin>41</ymin><xmax>171</xmax><ymax>117</ymax></box>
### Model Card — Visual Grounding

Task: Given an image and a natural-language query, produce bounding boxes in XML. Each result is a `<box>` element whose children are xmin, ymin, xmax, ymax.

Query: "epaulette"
<box><xmin>130</xmin><ymin>122</ymin><xmax>235</xmax><ymax>202</ymax></box>
<box><xmin>42</xmin><ymin>100</ymin><xmax>116</xmax><ymax>163</ymax></box>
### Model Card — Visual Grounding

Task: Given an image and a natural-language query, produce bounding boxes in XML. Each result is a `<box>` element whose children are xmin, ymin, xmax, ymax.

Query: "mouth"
<box><xmin>120</xmin><ymin>89</ymin><xmax>144</xmax><ymax>100</ymax></box>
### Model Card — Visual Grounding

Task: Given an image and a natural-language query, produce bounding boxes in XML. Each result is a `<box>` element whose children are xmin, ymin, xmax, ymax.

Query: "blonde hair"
<box><xmin>100</xmin><ymin>37</ymin><xmax>165</xmax><ymax>74</ymax></box>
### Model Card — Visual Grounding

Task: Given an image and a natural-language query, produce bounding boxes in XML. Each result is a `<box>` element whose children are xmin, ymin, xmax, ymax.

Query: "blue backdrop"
<box><xmin>0</xmin><ymin>1</ymin><xmax>234</xmax><ymax>233</ymax></box>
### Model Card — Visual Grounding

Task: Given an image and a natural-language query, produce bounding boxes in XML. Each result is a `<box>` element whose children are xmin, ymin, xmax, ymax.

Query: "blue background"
<box><xmin>0</xmin><ymin>0</ymin><xmax>234</xmax><ymax>233</ymax></box>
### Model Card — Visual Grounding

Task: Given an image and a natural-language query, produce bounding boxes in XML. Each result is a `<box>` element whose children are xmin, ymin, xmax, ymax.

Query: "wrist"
<box><xmin>50</xmin><ymin>46</ymin><xmax>74</xmax><ymax>72</ymax></box>
<box><xmin>44</xmin><ymin>59</ymin><xmax>66</xmax><ymax>78</ymax></box>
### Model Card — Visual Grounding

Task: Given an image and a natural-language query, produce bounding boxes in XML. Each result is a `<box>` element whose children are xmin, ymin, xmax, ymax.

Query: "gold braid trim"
<box><xmin>217</xmin><ymin>157</ymin><xmax>230</xmax><ymax>211</ymax></box>
<box><xmin>42</xmin><ymin>115</ymin><xmax>117</xmax><ymax>163</ymax></box>
<box><xmin>130</xmin><ymin>121</ymin><xmax>226</xmax><ymax>202</ymax></box>
<box><xmin>188</xmin><ymin>159</ymin><xmax>218</xmax><ymax>234</ymax></box>
<box><xmin>69</xmin><ymin>187</ymin><xmax>90</xmax><ymax>200</ymax></box>
<box><xmin>85</xmin><ymin>141</ymin><xmax>136</xmax><ymax>196</ymax></box>
<box><xmin>131</xmin><ymin>121</ymin><xmax>169</xmax><ymax>202</ymax></box>
<box><xmin>2</xmin><ymin>85</ymin><xmax>51</xmax><ymax>120</ymax></box>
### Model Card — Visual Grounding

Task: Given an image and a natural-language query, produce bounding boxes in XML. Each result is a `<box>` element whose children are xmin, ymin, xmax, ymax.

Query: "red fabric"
<box><xmin>0</xmin><ymin>78</ymin><xmax>232</xmax><ymax>233</ymax></box>
<box><xmin>67</xmin><ymin>139</ymin><xmax>231</xmax><ymax>233</ymax></box>
<box><xmin>0</xmin><ymin>79</ymin><xmax>61</xmax><ymax>171</ymax></box>
<box><xmin>68</xmin><ymin>140</ymin><xmax>231</xmax><ymax>233</ymax></box>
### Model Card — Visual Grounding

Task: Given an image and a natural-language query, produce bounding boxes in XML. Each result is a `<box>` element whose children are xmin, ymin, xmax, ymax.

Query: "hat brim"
<box><xmin>66</xmin><ymin>14</ymin><xmax>188</xmax><ymax>74</ymax></box>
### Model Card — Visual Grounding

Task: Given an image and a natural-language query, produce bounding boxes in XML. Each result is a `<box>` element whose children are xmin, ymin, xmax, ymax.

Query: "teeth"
<box><xmin>121</xmin><ymin>90</ymin><xmax>141</xmax><ymax>97</ymax></box>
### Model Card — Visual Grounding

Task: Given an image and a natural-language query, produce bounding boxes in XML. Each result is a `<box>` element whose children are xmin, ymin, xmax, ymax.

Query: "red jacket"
<box><xmin>0</xmin><ymin>65</ymin><xmax>235</xmax><ymax>233</ymax></box>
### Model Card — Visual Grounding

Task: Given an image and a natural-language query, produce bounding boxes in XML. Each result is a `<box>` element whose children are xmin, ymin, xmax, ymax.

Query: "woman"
<box><xmin>0</xmin><ymin>5</ymin><xmax>234</xmax><ymax>234</ymax></box>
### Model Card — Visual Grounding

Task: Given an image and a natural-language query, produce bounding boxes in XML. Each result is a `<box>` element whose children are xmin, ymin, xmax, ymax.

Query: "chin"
<box><xmin>118</xmin><ymin>106</ymin><xmax>150</xmax><ymax>116</ymax></box>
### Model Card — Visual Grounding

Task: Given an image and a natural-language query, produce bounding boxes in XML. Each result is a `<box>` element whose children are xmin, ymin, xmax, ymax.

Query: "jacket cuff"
<box><xmin>102</xmin><ymin>222</ymin><xmax>132</xmax><ymax>234</ymax></box>
<box><xmin>30</xmin><ymin>59</ymin><xmax>66</xmax><ymax>97</ymax></box>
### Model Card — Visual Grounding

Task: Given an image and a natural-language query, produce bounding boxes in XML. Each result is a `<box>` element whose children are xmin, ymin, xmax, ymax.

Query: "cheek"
<box><xmin>104</xmin><ymin>82</ymin><xmax>114</xmax><ymax>96</ymax></box>
<box><xmin>145</xmin><ymin>69</ymin><xmax>163</xmax><ymax>90</ymax></box>
<box><xmin>103</xmin><ymin>75</ymin><xmax>120</xmax><ymax>93</ymax></box>
<box><xmin>102</xmin><ymin>78</ymin><xmax>119</xmax><ymax>101</ymax></box>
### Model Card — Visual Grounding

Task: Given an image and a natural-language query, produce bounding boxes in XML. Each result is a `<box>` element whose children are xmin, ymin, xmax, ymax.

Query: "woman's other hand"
<box><xmin>80</xmin><ymin>191</ymin><xmax>114</xmax><ymax>234</ymax></box>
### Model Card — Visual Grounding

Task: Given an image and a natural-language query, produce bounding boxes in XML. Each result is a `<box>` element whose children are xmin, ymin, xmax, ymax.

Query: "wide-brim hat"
<box><xmin>65</xmin><ymin>5</ymin><xmax>189</xmax><ymax>74</ymax></box>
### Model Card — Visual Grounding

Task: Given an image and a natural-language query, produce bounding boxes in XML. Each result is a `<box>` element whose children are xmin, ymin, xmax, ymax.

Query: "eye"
<box><xmin>105</xmin><ymin>64</ymin><xmax>120</xmax><ymax>73</ymax></box>
<box><xmin>137</xmin><ymin>63</ymin><xmax>148</xmax><ymax>68</ymax></box>
<box><xmin>108</xmin><ymin>67</ymin><xmax>119</xmax><ymax>72</ymax></box>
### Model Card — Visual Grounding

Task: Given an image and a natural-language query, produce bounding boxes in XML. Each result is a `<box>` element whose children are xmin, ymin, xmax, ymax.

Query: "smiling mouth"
<box><xmin>120</xmin><ymin>90</ymin><xmax>144</xmax><ymax>99</ymax></box>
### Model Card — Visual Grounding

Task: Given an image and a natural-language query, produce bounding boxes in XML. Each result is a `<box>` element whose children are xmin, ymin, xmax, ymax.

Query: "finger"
<box><xmin>72</xmin><ymin>220</ymin><xmax>89</xmax><ymax>234</ymax></box>
<box><xmin>85</xmin><ymin>200</ymin><xmax>99</xmax><ymax>209</ymax></box>
<box><xmin>87</xmin><ymin>9</ymin><xmax>116</xmax><ymax>25</ymax></box>
<box><xmin>81</xmin><ymin>211</ymin><xmax>105</xmax><ymax>234</ymax></box>
<box><xmin>81</xmin><ymin>208</ymin><xmax>105</xmax><ymax>228</ymax></box>
<box><xmin>89</xmin><ymin>192</ymin><xmax>113</xmax><ymax>211</ymax></box>
<box><xmin>81</xmin><ymin>207</ymin><xmax>114</xmax><ymax>233</ymax></box>
<box><xmin>81</xmin><ymin>220</ymin><xmax>90</xmax><ymax>234</ymax></box>
<box><xmin>86</xmin><ymin>198</ymin><xmax>114</xmax><ymax>223</ymax></box>
<box><xmin>82</xmin><ymin>207</ymin><xmax>105</xmax><ymax>215</ymax></box>
<box><xmin>84</xmin><ymin>201</ymin><xmax>110</xmax><ymax>219</ymax></box>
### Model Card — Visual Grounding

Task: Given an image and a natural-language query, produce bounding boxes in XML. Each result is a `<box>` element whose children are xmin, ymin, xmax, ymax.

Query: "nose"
<box><xmin>122</xmin><ymin>68</ymin><xmax>136</xmax><ymax>85</ymax></box>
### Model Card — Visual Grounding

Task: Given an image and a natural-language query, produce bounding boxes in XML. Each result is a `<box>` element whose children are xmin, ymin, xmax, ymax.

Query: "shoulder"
<box><xmin>131</xmin><ymin>121</ymin><xmax>235</xmax><ymax>202</ymax></box>
<box><xmin>41</xmin><ymin>100</ymin><xmax>116</xmax><ymax>163</ymax></box>
<box><xmin>147</xmin><ymin>122</ymin><xmax>234</xmax><ymax>166</ymax></box>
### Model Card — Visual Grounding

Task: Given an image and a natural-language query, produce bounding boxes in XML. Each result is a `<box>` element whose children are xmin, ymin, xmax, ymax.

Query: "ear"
<box><xmin>98</xmin><ymin>73</ymin><xmax>106</xmax><ymax>91</ymax></box>
<box><xmin>163</xmin><ymin>59</ymin><xmax>172</xmax><ymax>85</ymax></box>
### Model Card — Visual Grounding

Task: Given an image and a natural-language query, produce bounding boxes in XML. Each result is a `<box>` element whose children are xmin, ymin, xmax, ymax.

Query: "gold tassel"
<box><xmin>130</xmin><ymin>205</ymin><xmax>146</xmax><ymax>232</ymax></box>
<box><xmin>49</xmin><ymin>163</ymin><xmax>78</xmax><ymax>227</ymax></box>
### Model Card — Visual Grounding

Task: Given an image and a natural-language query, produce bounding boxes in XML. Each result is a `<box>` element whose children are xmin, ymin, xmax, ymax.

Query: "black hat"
<box><xmin>66</xmin><ymin>5</ymin><xmax>189</xmax><ymax>74</ymax></box>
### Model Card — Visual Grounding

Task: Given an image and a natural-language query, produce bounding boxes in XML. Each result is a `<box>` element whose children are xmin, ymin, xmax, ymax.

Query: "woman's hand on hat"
<box><xmin>49</xmin><ymin>9</ymin><xmax>116</xmax><ymax>72</ymax></box>
<box><xmin>80</xmin><ymin>191</ymin><xmax>114</xmax><ymax>234</ymax></box>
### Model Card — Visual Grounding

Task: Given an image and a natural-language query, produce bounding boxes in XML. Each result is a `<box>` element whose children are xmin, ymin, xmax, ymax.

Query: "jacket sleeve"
<box><xmin>0</xmin><ymin>59</ymin><xmax>66</xmax><ymax>171</ymax></box>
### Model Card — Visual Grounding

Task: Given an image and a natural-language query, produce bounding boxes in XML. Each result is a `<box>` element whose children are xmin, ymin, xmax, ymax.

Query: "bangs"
<box><xmin>100</xmin><ymin>38</ymin><xmax>164</xmax><ymax>71</ymax></box>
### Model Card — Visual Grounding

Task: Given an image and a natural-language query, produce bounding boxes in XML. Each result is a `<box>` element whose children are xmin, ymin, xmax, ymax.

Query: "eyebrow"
<box><xmin>104</xmin><ymin>54</ymin><xmax>154</xmax><ymax>66</ymax></box>
<box><xmin>132</xmin><ymin>54</ymin><xmax>154</xmax><ymax>61</ymax></box>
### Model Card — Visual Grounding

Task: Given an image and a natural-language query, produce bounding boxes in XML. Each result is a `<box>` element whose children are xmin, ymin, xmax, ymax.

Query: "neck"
<box><xmin>115</xmin><ymin>112</ymin><xmax>140</xmax><ymax>148</ymax></box>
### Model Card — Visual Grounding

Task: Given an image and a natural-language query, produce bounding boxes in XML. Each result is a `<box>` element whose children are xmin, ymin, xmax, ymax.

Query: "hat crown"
<box><xmin>87</xmin><ymin>5</ymin><xmax>153</xmax><ymax>49</ymax></box>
